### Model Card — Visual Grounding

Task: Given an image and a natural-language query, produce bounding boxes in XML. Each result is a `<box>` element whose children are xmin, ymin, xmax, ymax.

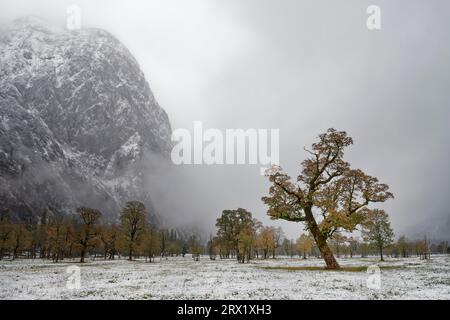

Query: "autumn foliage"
<box><xmin>262</xmin><ymin>128</ymin><xmax>394</xmax><ymax>269</ymax></box>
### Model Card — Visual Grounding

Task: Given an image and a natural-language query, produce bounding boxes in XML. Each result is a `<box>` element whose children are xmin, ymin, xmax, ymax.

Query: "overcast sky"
<box><xmin>1</xmin><ymin>0</ymin><xmax>449</xmax><ymax>240</ymax></box>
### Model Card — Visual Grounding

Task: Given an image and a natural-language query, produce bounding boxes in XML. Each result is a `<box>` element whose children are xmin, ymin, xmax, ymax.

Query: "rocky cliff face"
<box><xmin>0</xmin><ymin>17</ymin><xmax>172</xmax><ymax>223</ymax></box>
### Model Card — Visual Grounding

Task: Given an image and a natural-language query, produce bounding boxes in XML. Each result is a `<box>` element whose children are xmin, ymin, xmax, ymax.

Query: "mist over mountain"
<box><xmin>0</xmin><ymin>17</ymin><xmax>172</xmax><ymax>223</ymax></box>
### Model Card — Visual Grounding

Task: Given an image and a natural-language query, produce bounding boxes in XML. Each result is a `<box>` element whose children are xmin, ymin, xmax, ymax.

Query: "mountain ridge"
<box><xmin>0</xmin><ymin>17</ymin><xmax>172</xmax><ymax>224</ymax></box>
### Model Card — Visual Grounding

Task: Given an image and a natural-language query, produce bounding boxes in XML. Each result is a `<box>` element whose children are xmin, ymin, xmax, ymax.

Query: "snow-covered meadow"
<box><xmin>1</xmin><ymin>255</ymin><xmax>449</xmax><ymax>299</ymax></box>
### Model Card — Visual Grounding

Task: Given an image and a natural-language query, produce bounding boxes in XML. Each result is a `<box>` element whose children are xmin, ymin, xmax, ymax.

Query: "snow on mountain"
<box><xmin>0</xmin><ymin>17</ymin><xmax>172</xmax><ymax>223</ymax></box>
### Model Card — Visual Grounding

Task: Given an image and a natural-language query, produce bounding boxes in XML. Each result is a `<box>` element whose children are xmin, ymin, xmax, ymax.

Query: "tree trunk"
<box><xmin>128</xmin><ymin>246</ymin><xmax>133</xmax><ymax>261</ymax></box>
<box><xmin>305</xmin><ymin>206</ymin><xmax>340</xmax><ymax>269</ymax></box>
<box><xmin>80</xmin><ymin>247</ymin><xmax>86</xmax><ymax>263</ymax></box>
<box><xmin>379</xmin><ymin>246</ymin><xmax>384</xmax><ymax>261</ymax></box>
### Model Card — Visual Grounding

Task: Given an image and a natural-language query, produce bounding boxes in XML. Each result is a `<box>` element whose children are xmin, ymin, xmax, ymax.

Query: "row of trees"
<box><xmin>1</xmin><ymin>201</ymin><xmax>446</xmax><ymax>264</ymax></box>
<box><xmin>0</xmin><ymin>202</ymin><xmax>201</xmax><ymax>263</ymax></box>
<box><xmin>293</xmin><ymin>233</ymin><xmax>442</xmax><ymax>260</ymax></box>
<box><xmin>209</xmin><ymin>207</ymin><xmax>445</xmax><ymax>263</ymax></box>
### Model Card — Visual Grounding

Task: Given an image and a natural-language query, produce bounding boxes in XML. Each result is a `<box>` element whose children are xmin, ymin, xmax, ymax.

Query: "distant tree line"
<box><xmin>1</xmin><ymin>203</ymin><xmax>447</xmax><ymax>263</ymax></box>
<box><xmin>315</xmin><ymin>234</ymin><xmax>439</xmax><ymax>260</ymax></box>
<box><xmin>0</xmin><ymin>202</ymin><xmax>201</xmax><ymax>262</ymax></box>
<box><xmin>208</xmin><ymin>208</ymin><xmax>447</xmax><ymax>263</ymax></box>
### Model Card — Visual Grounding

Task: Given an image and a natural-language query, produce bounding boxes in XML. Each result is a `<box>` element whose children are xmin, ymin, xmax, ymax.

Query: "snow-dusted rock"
<box><xmin>0</xmin><ymin>17</ymin><xmax>171</xmax><ymax>223</ymax></box>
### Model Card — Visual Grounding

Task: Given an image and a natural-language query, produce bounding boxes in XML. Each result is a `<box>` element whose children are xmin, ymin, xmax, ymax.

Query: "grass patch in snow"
<box><xmin>260</xmin><ymin>265</ymin><xmax>402</xmax><ymax>272</ymax></box>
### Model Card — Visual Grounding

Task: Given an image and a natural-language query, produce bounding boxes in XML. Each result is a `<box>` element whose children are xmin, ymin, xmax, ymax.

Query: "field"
<box><xmin>1</xmin><ymin>255</ymin><xmax>449</xmax><ymax>299</ymax></box>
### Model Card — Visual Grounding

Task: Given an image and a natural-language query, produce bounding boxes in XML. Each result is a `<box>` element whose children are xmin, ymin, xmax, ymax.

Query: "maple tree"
<box><xmin>262</xmin><ymin>128</ymin><xmax>393</xmax><ymax>269</ymax></box>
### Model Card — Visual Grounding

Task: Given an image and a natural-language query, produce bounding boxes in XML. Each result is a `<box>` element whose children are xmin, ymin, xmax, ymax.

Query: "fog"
<box><xmin>1</xmin><ymin>0</ymin><xmax>449</xmax><ymax>240</ymax></box>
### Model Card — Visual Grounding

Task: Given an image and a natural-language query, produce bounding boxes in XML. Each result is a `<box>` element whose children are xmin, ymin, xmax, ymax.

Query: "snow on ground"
<box><xmin>0</xmin><ymin>255</ymin><xmax>449</xmax><ymax>299</ymax></box>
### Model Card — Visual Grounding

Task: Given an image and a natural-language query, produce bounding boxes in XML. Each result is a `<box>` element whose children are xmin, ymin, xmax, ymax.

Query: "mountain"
<box><xmin>0</xmin><ymin>17</ymin><xmax>172</xmax><ymax>223</ymax></box>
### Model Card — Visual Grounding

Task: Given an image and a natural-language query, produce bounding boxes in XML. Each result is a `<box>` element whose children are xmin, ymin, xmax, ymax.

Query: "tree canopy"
<box><xmin>262</xmin><ymin>128</ymin><xmax>394</xmax><ymax>269</ymax></box>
